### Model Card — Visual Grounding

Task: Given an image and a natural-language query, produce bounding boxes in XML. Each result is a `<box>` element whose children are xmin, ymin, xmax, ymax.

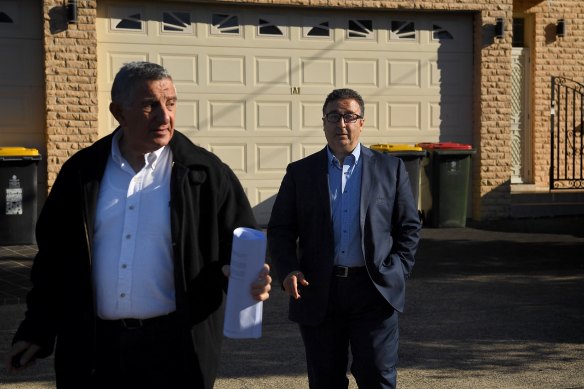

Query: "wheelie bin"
<box><xmin>0</xmin><ymin>147</ymin><xmax>41</xmax><ymax>245</ymax></box>
<box><xmin>417</xmin><ymin>142</ymin><xmax>476</xmax><ymax>228</ymax></box>
<box><xmin>370</xmin><ymin>144</ymin><xmax>427</xmax><ymax>211</ymax></box>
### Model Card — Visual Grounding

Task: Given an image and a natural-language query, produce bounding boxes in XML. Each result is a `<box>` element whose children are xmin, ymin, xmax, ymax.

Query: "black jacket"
<box><xmin>13</xmin><ymin>129</ymin><xmax>257</xmax><ymax>388</ymax></box>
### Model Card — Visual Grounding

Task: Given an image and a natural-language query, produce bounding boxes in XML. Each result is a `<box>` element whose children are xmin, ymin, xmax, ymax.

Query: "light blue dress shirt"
<box><xmin>327</xmin><ymin>144</ymin><xmax>365</xmax><ymax>267</ymax></box>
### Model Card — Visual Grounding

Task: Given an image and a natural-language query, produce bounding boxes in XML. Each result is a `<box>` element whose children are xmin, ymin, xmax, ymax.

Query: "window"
<box><xmin>211</xmin><ymin>13</ymin><xmax>240</xmax><ymax>35</ymax></box>
<box><xmin>115</xmin><ymin>13</ymin><xmax>142</xmax><ymax>30</ymax></box>
<box><xmin>162</xmin><ymin>11</ymin><xmax>191</xmax><ymax>33</ymax></box>
<box><xmin>348</xmin><ymin>19</ymin><xmax>374</xmax><ymax>39</ymax></box>
<box><xmin>512</xmin><ymin>18</ymin><xmax>525</xmax><ymax>47</ymax></box>
<box><xmin>305</xmin><ymin>21</ymin><xmax>330</xmax><ymax>37</ymax></box>
<box><xmin>258</xmin><ymin>18</ymin><xmax>284</xmax><ymax>36</ymax></box>
<box><xmin>390</xmin><ymin>21</ymin><xmax>416</xmax><ymax>40</ymax></box>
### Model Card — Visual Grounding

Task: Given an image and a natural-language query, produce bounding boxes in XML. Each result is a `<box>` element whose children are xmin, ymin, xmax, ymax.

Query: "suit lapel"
<box><xmin>360</xmin><ymin>146</ymin><xmax>375</xmax><ymax>229</ymax></box>
<box><xmin>316</xmin><ymin>147</ymin><xmax>332</xmax><ymax>222</ymax></box>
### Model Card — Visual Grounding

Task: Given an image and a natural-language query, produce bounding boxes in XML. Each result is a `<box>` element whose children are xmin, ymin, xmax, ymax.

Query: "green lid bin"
<box><xmin>370</xmin><ymin>144</ymin><xmax>427</xmax><ymax>212</ymax></box>
<box><xmin>417</xmin><ymin>142</ymin><xmax>476</xmax><ymax>228</ymax></box>
<box><xmin>0</xmin><ymin>147</ymin><xmax>42</xmax><ymax>245</ymax></box>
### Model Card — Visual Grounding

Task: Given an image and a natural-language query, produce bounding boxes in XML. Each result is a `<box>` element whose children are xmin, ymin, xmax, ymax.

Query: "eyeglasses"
<box><xmin>323</xmin><ymin>112</ymin><xmax>363</xmax><ymax>123</ymax></box>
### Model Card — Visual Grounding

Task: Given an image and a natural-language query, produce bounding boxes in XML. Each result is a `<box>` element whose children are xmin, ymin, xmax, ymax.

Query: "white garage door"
<box><xmin>0</xmin><ymin>0</ymin><xmax>44</xmax><ymax>190</ymax></box>
<box><xmin>97</xmin><ymin>2</ymin><xmax>472</xmax><ymax>224</ymax></box>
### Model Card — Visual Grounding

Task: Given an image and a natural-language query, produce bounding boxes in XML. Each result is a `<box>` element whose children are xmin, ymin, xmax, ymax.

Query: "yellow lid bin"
<box><xmin>0</xmin><ymin>147</ymin><xmax>41</xmax><ymax>159</ymax></box>
<box><xmin>370</xmin><ymin>144</ymin><xmax>423</xmax><ymax>152</ymax></box>
<box><xmin>369</xmin><ymin>144</ymin><xmax>427</xmax><ymax>215</ymax></box>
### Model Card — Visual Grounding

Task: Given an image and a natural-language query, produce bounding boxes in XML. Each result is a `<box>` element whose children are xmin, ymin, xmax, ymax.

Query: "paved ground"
<box><xmin>1</xmin><ymin>215</ymin><xmax>583</xmax><ymax>388</ymax></box>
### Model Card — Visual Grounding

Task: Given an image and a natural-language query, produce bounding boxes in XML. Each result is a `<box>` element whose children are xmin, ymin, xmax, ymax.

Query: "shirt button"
<box><xmin>121</xmin><ymin>264</ymin><xmax>127</xmax><ymax>269</ymax></box>
<box><xmin>129</xmin><ymin>205</ymin><xmax>135</xmax><ymax>210</ymax></box>
<box><xmin>125</xmin><ymin>234</ymin><xmax>131</xmax><ymax>239</ymax></box>
<box><xmin>120</xmin><ymin>293</ymin><xmax>126</xmax><ymax>298</ymax></box>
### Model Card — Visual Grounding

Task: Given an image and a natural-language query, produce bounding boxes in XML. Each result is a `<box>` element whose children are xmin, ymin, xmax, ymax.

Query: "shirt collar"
<box><xmin>326</xmin><ymin>143</ymin><xmax>361</xmax><ymax>167</ymax></box>
<box><xmin>111</xmin><ymin>130</ymin><xmax>166</xmax><ymax>171</ymax></box>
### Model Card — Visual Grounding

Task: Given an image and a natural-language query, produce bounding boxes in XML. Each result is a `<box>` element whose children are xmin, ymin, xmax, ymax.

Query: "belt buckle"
<box><xmin>336</xmin><ymin>266</ymin><xmax>349</xmax><ymax>277</ymax></box>
<box><xmin>120</xmin><ymin>318</ymin><xmax>143</xmax><ymax>329</ymax></box>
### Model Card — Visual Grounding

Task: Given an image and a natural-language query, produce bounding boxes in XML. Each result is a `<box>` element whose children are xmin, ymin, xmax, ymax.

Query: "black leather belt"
<box><xmin>97</xmin><ymin>311</ymin><xmax>177</xmax><ymax>330</ymax></box>
<box><xmin>333</xmin><ymin>265</ymin><xmax>366</xmax><ymax>278</ymax></box>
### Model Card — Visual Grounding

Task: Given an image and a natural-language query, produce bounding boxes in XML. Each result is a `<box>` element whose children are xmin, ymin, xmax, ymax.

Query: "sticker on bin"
<box><xmin>416</xmin><ymin>142</ymin><xmax>473</xmax><ymax>150</ymax></box>
<box><xmin>5</xmin><ymin>175</ymin><xmax>23</xmax><ymax>215</ymax></box>
<box><xmin>370</xmin><ymin>144</ymin><xmax>423</xmax><ymax>152</ymax></box>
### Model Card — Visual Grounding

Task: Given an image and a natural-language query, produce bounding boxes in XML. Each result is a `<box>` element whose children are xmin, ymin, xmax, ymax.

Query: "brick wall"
<box><xmin>43</xmin><ymin>0</ymin><xmax>98</xmax><ymax>188</ymax></box>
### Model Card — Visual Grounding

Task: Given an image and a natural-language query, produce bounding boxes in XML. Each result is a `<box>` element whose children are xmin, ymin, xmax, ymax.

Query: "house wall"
<box><xmin>43</xmin><ymin>0</ymin><xmax>98</xmax><ymax>186</ymax></box>
<box><xmin>40</xmin><ymin>0</ymin><xmax>583</xmax><ymax>220</ymax></box>
<box><xmin>514</xmin><ymin>0</ymin><xmax>584</xmax><ymax>189</ymax></box>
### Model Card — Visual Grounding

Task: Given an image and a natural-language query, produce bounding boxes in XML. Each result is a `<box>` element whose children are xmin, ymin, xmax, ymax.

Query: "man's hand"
<box><xmin>283</xmin><ymin>271</ymin><xmax>309</xmax><ymax>300</ymax></box>
<box><xmin>251</xmin><ymin>263</ymin><xmax>272</xmax><ymax>301</ymax></box>
<box><xmin>222</xmin><ymin>263</ymin><xmax>272</xmax><ymax>302</ymax></box>
<box><xmin>4</xmin><ymin>341</ymin><xmax>41</xmax><ymax>372</ymax></box>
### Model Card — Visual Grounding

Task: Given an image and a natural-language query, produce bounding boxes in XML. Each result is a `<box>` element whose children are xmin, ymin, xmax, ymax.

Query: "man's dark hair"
<box><xmin>322</xmin><ymin>88</ymin><xmax>365</xmax><ymax>117</ymax></box>
<box><xmin>111</xmin><ymin>61</ymin><xmax>173</xmax><ymax>107</ymax></box>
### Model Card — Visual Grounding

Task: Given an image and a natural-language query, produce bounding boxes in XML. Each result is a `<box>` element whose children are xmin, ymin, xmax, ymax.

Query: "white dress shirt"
<box><xmin>92</xmin><ymin>130</ymin><xmax>175</xmax><ymax>320</ymax></box>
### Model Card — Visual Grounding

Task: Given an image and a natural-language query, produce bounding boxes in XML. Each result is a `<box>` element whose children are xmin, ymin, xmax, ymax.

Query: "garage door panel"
<box><xmin>301</xmin><ymin>102</ymin><xmax>325</xmax><ymax>130</ymax></box>
<box><xmin>208</xmin><ymin>143</ymin><xmax>247</xmax><ymax>174</ymax></box>
<box><xmin>208</xmin><ymin>55</ymin><xmax>246</xmax><ymax>85</ymax></box>
<box><xmin>388</xmin><ymin>103</ymin><xmax>421</xmax><ymax>129</ymax></box>
<box><xmin>430</xmin><ymin>57</ymin><xmax>473</xmax><ymax>93</ymax></box>
<box><xmin>160</xmin><ymin>55</ymin><xmax>198</xmax><ymax>85</ymax></box>
<box><xmin>300</xmin><ymin>58</ymin><xmax>335</xmax><ymax>87</ymax></box>
<box><xmin>387</xmin><ymin>60</ymin><xmax>420</xmax><ymax>88</ymax></box>
<box><xmin>0</xmin><ymin>41</ymin><xmax>42</xmax><ymax>86</ymax></box>
<box><xmin>344</xmin><ymin>59</ymin><xmax>379</xmax><ymax>87</ymax></box>
<box><xmin>102</xmin><ymin>51</ymin><xmax>149</xmax><ymax>83</ymax></box>
<box><xmin>255</xmin><ymin>101</ymin><xmax>292</xmax><ymax>131</ymax></box>
<box><xmin>0</xmin><ymin>90</ymin><xmax>41</xmax><ymax>130</ymax></box>
<box><xmin>255</xmin><ymin>143</ymin><xmax>292</xmax><ymax>175</ymax></box>
<box><xmin>255</xmin><ymin>57</ymin><xmax>291</xmax><ymax>86</ymax></box>
<box><xmin>175</xmin><ymin>99</ymin><xmax>198</xmax><ymax>132</ymax></box>
<box><xmin>207</xmin><ymin>100</ymin><xmax>246</xmax><ymax>131</ymax></box>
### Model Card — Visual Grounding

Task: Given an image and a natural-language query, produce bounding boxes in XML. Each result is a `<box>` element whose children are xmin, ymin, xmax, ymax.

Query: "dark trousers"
<box><xmin>299</xmin><ymin>270</ymin><xmax>399</xmax><ymax>389</ymax></box>
<box><xmin>91</xmin><ymin>313</ymin><xmax>201</xmax><ymax>389</ymax></box>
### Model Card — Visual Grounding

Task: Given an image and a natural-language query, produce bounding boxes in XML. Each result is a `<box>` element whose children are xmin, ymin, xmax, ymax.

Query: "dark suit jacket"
<box><xmin>267</xmin><ymin>145</ymin><xmax>421</xmax><ymax>325</ymax></box>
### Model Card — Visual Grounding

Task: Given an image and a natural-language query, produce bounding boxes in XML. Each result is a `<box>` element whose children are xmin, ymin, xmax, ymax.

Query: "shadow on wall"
<box><xmin>252</xmin><ymin>194</ymin><xmax>277</xmax><ymax>228</ymax></box>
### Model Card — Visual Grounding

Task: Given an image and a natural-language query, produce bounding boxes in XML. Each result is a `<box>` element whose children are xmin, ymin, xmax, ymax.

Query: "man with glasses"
<box><xmin>268</xmin><ymin>88</ymin><xmax>421</xmax><ymax>388</ymax></box>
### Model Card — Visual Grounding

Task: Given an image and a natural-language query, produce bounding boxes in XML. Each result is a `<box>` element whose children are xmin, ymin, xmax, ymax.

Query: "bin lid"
<box><xmin>370</xmin><ymin>144</ymin><xmax>423</xmax><ymax>152</ymax></box>
<box><xmin>0</xmin><ymin>147</ymin><xmax>40</xmax><ymax>157</ymax></box>
<box><xmin>416</xmin><ymin>142</ymin><xmax>473</xmax><ymax>150</ymax></box>
<box><xmin>0</xmin><ymin>147</ymin><xmax>41</xmax><ymax>161</ymax></box>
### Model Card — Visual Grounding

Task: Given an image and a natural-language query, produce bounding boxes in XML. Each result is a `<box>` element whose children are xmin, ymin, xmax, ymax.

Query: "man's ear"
<box><xmin>109</xmin><ymin>102</ymin><xmax>124</xmax><ymax>125</ymax></box>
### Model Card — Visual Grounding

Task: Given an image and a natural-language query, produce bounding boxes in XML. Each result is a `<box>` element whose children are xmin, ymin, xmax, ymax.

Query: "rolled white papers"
<box><xmin>223</xmin><ymin>227</ymin><xmax>266</xmax><ymax>339</ymax></box>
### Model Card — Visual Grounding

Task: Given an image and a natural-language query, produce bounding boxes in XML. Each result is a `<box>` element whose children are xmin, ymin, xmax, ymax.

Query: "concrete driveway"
<box><xmin>1</xmin><ymin>216</ymin><xmax>583</xmax><ymax>388</ymax></box>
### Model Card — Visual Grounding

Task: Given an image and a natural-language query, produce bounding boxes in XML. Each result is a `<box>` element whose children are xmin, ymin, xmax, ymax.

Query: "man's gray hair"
<box><xmin>111</xmin><ymin>61</ymin><xmax>173</xmax><ymax>107</ymax></box>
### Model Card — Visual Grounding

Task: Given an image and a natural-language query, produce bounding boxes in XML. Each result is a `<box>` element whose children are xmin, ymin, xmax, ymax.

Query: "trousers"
<box><xmin>299</xmin><ymin>269</ymin><xmax>399</xmax><ymax>389</ymax></box>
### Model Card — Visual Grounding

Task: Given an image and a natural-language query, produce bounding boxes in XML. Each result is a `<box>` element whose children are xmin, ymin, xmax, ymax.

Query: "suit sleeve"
<box><xmin>266</xmin><ymin>165</ymin><xmax>300</xmax><ymax>284</ymax></box>
<box><xmin>391</xmin><ymin>158</ymin><xmax>422</xmax><ymax>278</ymax></box>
